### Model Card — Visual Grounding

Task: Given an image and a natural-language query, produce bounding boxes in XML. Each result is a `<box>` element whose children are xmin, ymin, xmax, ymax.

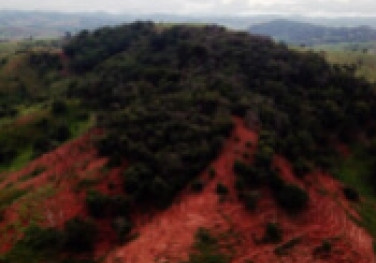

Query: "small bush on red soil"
<box><xmin>21</xmin><ymin>224</ymin><xmax>63</xmax><ymax>250</ymax></box>
<box><xmin>109</xmin><ymin>195</ymin><xmax>131</xmax><ymax>217</ymax></box>
<box><xmin>239</xmin><ymin>190</ymin><xmax>260</xmax><ymax>211</ymax></box>
<box><xmin>208</xmin><ymin>167</ymin><xmax>216</xmax><ymax>178</ymax></box>
<box><xmin>263</xmin><ymin>222</ymin><xmax>282</xmax><ymax>243</ymax></box>
<box><xmin>51</xmin><ymin>100</ymin><xmax>68</xmax><ymax>115</ymax></box>
<box><xmin>253</xmin><ymin>145</ymin><xmax>274</xmax><ymax>168</ymax></box>
<box><xmin>52</xmin><ymin>124</ymin><xmax>71</xmax><ymax>142</ymax></box>
<box><xmin>233</xmin><ymin>160</ymin><xmax>252</xmax><ymax>176</ymax></box>
<box><xmin>112</xmin><ymin>216</ymin><xmax>133</xmax><ymax>243</ymax></box>
<box><xmin>191</xmin><ymin>180</ymin><xmax>204</xmax><ymax>192</ymax></box>
<box><xmin>314</xmin><ymin>239</ymin><xmax>332</xmax><ymax>256</ymax></box>
<box><xmin>86</xmin><ymin>190</ymin><xmax>110</xmax><ymax>218</ymax></box>
<box><xmin>216</xmin><ymin>183</ymin><xmax>229</xmax><ymax>196</ymax></box>
<box><xmin>343</xmin><ymin>187</ymin><xmax>360</xmax><ymax>202</ymax></box>
<box><xmin>274</xmin><ymin>184</ymin><xmax>309</xmax><ymax>213</ymax></box>
<box><xmin>182</xmin><ymin>228</ymin><xmax>230</xmax><ymax>263</ymax></box>
<box><xmin>233</xmin><ymin>160</ymin><xmax>265</xmax><ymax>188</ymax></box>
<box><xmin>245</xmin><ymin>140</ymin><xmax>253</xmax><ymax>148</ymax></box>
<box><xmin>123</xmin><ymin>163</ymin><xmax>152</xmax><ymax>196</ymax></box>
<box><xmin>292</xmin><ymin>158</ymin><xmax>313</xmax><ymax>178</ymax></box>
<box><xmin>63</xmin><ymin>217</ymin><xmax>97</xmax><ymax>253</ymax></box>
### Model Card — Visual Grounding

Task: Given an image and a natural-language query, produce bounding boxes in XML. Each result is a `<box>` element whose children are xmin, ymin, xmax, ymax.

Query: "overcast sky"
<box><xmin>0</xmin><ymin>0</ymin><xmax>375</xmax><ymax>16</ymax></box>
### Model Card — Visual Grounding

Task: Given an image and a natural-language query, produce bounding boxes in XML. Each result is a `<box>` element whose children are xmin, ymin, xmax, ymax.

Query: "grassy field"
<box><xmin>296</xmin><ymin>42</ymin><xmax>376</xmax><ymax>82</ymax></box>
<box><xmin>295</xmin><ymin>42</ymin><xmax>376</xmax><ymax>243</ymax></box>
<box><xmin>331</xmin><ymin>146</ymin><xmax>376</xmax><ymax>239</ymax></box>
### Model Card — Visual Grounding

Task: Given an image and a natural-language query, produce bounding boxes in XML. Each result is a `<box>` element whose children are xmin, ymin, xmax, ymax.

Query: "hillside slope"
<box><xmin>105</xmin><ymin>118</ymin><xmax>375</xmax><ymax>263</ymax></box>
<box><xmin>1</xmin><ymin>22</ymin><xmax>376</xmax><ymax>262</ymax></box>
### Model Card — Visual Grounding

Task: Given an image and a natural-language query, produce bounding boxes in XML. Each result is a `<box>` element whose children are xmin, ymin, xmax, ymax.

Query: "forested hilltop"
<box><xmin>0</xmin><ymin>22</ymin><xmax>376</xmax><ymax>262</ymax></box>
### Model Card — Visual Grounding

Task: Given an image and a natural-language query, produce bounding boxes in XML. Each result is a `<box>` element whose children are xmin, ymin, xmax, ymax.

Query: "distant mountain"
<box><xmin>0</xmin><ymin>10</ymin><xmax>126</xmax><ymax>39</ymax></box>
<box><xmin>249</xmin><ymin>19</ymin><xmax>376</xmax><ymax>45</ymax></box>
<box><xmin>0</xmin><ymin>11</ymin><xmax>376</xmax><ymax>40</ymax></box>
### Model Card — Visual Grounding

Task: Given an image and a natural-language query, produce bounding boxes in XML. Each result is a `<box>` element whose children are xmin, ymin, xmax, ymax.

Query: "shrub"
<box><xmin>22</xmin><ymin>225</ymin><xmax>62</xmax><ymax>250</ymax></box>
<box><xmin>63</xmin><ymin>217</ymin><xmax>97</xmax><ymax>253</ymax></box>
<box><xmin>275</xmin><ymin>184</ymin><xmax>309</xmax><ymax>213</ymax></box>
<box><xmin>263</xmin><ymin>222</ymin><xmax>282</xmax><ymax>243</ymax></box>
<box><xmin>242</xmin><ymin>152</ymin><xmax>251</xmax><ymax>159</ymax></box>
<box><xmin>253</xmin><ymin>146</ymin><xmax>274</xmax><ymax>168</ymax></box>
<box><xmin>245</xmin><ymin>141</ymin><xmax>253</xmax><ymax>148</ymax></box>
<box><xmin>235</xmin><ymin>178</ymin><xmax>246</xmax><ymax>191</ymax></box>
<box><xmin>343</xmin><ymin>187</ymin><xmax>359</xmax><ymax>202</ymax></box>
<box><xmin>51</xmin><ymin>100</ymin><xmax>68</xmax><ymax>115</ymax></box>
<box><xmin>109</xmin><ymin>195</ymin><xmax>131</xmax><ymax>217</ymax></box>
<box><xmin>208</xmin><ymin>167</ymin><xmax>216</xmax><ymax>178</ymax></box>
<box><xmin>241</xmin><ymin>191</ymin><xmax>259</xmax><ymax>211</ymax></box>
<box><xmin>268</xmin><ymin>172</ymin><xmax>285</xmax><ymax>192</ymax></box>
<box><xmin>183</xmin><ymin>228</ymin><xmax>230</xmax><ymax>263</ymax></box>
<box><xmin>191</xmin><ymin>180</ymin><xmax>204</xmax><ymax>193</ymax></box>
<box><xmin>112</xmin><ymin>217</ymin><xmax>132</xmax><ymax>243</ymax></box>
<box><xmin>53</xmin><ymin>124</ymin><xmax>71</xmax><ymax>142</ymax></box>
<box><xmin>215</xmin><ymin>183</ymin><xmax>229</xmax><ymax>196</ymax></box>
<box><xmin>233</xmin><ymin>160</ymin><xmax>252</xmax><ymax>176</ymax></box>
<box><xmin>314</xmin><ymin>239</ymin><xmax>332</xmax><ymax>255</ymax></box>
<box><xmin>85</xmin><ymin>190</ymin><xmax>109</xmax><ymax>218</ymax></box>
<box><xmin>293</xmin><ymin>158</ymin><xmax>312</xmax><ymax>178</ymax></box>
<box><xmin>32</xmin><ymin>137</ymin><xmax>53</xmax><ymax>157</ymax></box>
<box><xmin>274</xmin><ymin>237</ymin><xmax>302</xmax><ymax>255</ymax></box>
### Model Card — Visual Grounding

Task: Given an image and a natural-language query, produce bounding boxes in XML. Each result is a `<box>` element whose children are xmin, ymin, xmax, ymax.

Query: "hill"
<box><xmin>0</xmin><ymin>10</ymin><xmax>125</xmax><ymax>39</ymax></box>
<box><xmin>0</xmin><ymin>22</ymin><xmax>376</xmax><ymax>262</ymax></box>
<box><xmin>249</xmin><ymin>19</ymin><xmax>376</xmax><ymax>45</ymax></box>
<box><xmin>2</xmin><ymin>11</ymin><xmax>376</xmax><ymax>40</ymax></box>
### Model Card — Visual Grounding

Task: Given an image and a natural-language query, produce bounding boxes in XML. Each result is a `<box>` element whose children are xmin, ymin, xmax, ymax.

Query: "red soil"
<box><xmin>0</xmin><ymin>117</ymin><xmax>374</xmax><ymax>262</ymax></box>
<box><xmin>0</xmin><ymin>130</ymin><xmax>125</xmax><ymax>257</ymax></box>
<box><xmin>105</xmin><ymin>117</ymin><xmax>376</xmax><ymax>263</ymax></box>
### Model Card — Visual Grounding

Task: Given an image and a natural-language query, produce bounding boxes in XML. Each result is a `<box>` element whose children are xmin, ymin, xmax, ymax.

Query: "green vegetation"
<box><xmin>313</xmin><ymin>239</ymin><xmax>332</xmax><ymax>256</ymax></box>
<box><xmin>331</xmin><ymin>145</ymin><xmax>376</xmax><ymax>238</ymax></box>
<box><xmin>274</xmin><ymin>184</ymin><xmax>309</xmax><ymax>213</ymax></box>
<box><xmin>181</xmin><ymin>228</ymin><xmax>230</xmax><ymax>263</ymax></box>
<box><xmin>1</xmin><ymin>20</ymin><xmax>376</xmax><ymax>262</ymax></box>
<box><xmin>18</xmin><ymin>166</ymin><xmax>46</xmax><ymax>182</ymax></box>
<box><xmin>323</xmin><ymin>48</ymin><xmax>376</xmax><ymax>82</ymax></box>
<box><xmin>263</xmin><ymin>222</ymin><xmax>283</xmax><ymax>243</ymax></box>
<box><xmin>274</xmin><ymin>237</ymin><xmax>302</xmax><ymax>255</ymax></box>
<box><xmin>63</xmin><ymin>23</ymin><xmax>376</xmax><ymax>216</ymax></box>
<box><xmin>191</xmin><ymin>180</ymin><xmax>204</xmax><ymax>193</ymax></box>
<box><xmin>0</xmin><ymin>187</ymin><xmax>28</xmax><ymax>218</ymax></box>
<box><xmin>1</xmin><ymin>217</ymin><xmax>97</xmax><ymax>263</ymax></box>
<box><xmin>216</xmin><ymin>183</ymin><xmax>229</xmax><ymax>196</ymax></box>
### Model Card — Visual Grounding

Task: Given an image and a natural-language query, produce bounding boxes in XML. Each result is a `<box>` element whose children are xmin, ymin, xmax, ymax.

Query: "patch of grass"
<box><xmin>19</xmin><ymin>165</ymin><xmax>46</xmax><ymax>182</ymax></box>
<box><xmin>74</xmin><ymin>177</ymin><xmax>100</xmax><ymax>192</ymax></box>
<box><xmin>331</xmin><ymin>145</ymin><xmax>376</xmax><ymax>238</ymax></box>
<box><xmin>274</xmin><ymin>237</ymin><xmax>302</xmax><ymax>255</ymax></box>
<box><xmin>297</xmin><ymin>42</ymin><xmax>376</xmax><ymax>83</ymax></box>
<box><xmin>262</xmin><ymin>222</ymin><xmax>283</xmax><ymax>243</ymax></box>
<box><xmin>17</xmin><ymin>184</ymin><xmax>56</xmax><ymax>226</ymax></box>
<box><xmin>181</xmin><ymin>228</ymin><xmax>230</xmax><ymax>263</ymax></box>
<box><xmin>0</xmin><ymin>146</ymin><xmax>33</xmax><ymax>173</ymax></box>
<box><xmin>0</xmin><ymin>187</ymin><xmax>28</xmax><ymax>210</ymax></box>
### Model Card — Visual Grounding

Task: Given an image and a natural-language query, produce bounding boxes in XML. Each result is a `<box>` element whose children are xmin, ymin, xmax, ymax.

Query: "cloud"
<box><xmin>0</xmin><ymin>0</ymin><xmax>375</xmax><ymax>16</ymax></box>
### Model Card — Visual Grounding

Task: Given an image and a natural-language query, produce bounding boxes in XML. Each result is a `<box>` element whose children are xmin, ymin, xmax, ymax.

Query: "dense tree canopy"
<box><xmin>63</xmin><ymin>21</ymin><xmax>376</xmax><ymax>207</ymax></box>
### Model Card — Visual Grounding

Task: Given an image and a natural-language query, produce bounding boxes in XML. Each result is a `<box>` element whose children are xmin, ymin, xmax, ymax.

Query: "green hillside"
<box><xmin>0</xmin><ymin>22</ymin><xmax>376</xmax><ymax>262</ymax></box>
